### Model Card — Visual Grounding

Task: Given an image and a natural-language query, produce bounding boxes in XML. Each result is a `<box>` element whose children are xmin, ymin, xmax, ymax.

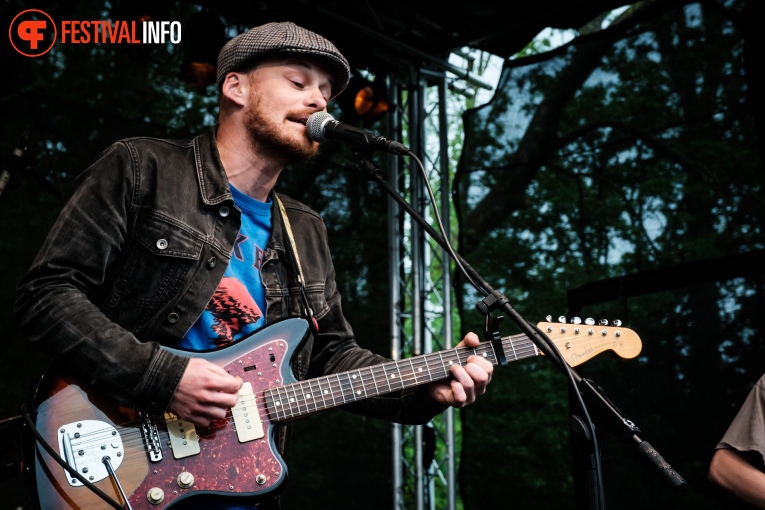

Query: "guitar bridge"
<box><xmin>139</xmin><ymin>412</ymin><xmax>163</xmax><ymax>462</ymax></box>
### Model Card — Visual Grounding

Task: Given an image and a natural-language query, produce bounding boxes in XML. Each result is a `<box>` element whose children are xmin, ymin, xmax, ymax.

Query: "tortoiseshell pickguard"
<box><xmin>32</xmin><ymin>318</ymin><xmax>310</xmax><ymax>510</ymax></box>
<box><xmin>127</xmin><ymin>338</ymin><xmax>291</xmax><ymax>508</ymax></box>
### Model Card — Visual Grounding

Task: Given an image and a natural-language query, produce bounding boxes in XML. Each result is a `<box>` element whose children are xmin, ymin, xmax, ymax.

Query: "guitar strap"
<box><xmin>276</xmin><ymin>194</ymin><xmax>319</xmax><ymax>335</ymax></box>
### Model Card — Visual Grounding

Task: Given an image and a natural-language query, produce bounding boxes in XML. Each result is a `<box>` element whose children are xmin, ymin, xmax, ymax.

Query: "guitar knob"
<box><xmin>256</xmin><ymin>473</ymin><xmax>267</xmax><ymax>485</ymax></box>
<box><xmin>177</xmin><ymin>471</ymin><xmax>195</xmax><ymax>488</ymax></box>
<box><xmin>147</xmin><ymin>487</ymin><xmax>165</xmax><ymax>505</ymax></box>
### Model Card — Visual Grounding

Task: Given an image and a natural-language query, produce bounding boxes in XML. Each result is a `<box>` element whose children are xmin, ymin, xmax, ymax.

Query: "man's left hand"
<box><xmin>426</xmin><ymin>332</ymin><xmax>493</xmax><ymax>407</ymax></box>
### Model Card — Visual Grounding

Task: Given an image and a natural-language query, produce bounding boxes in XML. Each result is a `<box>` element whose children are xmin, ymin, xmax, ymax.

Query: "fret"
<box><xmin>469</xmin><ymin>347</ymin><xmax>480</xmax><ymax>368</ymax></box>
<box><xmin>314</xmin><ymin>377</ymin><xmax>326</xmax><ymax>411</ymax></box>
<box><xmin>289</xmin><ymin>382</ymin><xmax>306</xmax><ymax>416</ymax></box>
<box><xmin>409</xmin><ymin>359</ymin><xmax>418</xmax><ymax>385</ymax></box>
<box><xmin>507</xmin><ymin>337</ymin><xmax>518</xmax><ymax>361</ymax></box>
<box><xmin>303</xmin><ymin>380</ymin><xmax>318</xmax><ymax>413</ymax></box>
<box><xmin>263</xmin><ymin>389</ymin><xmax>276</xmax><ymax>421</ymax></box>
<box><xmin>326</xmin><ymin>376</ymin><xmax>338</xmax><ymax>407</ymax></box>
<box><xmin>437</xmin><ymin>351</ymin><xmax>447</xmax><ymax>377</ymax></box>
<box><xmin>311</xmin><ymin>379</ymin><xmax>324</xmax><ymax>411</ymax></box>
<box><xmin>429</xmin><ymin>352</ymin><xmax>447</xmax><ymax>380</ymax></box>
<box><xmin>317</xmin><ymin>377</ymin><xmax>331</xmax><ymax>410</ymax></box>
<box><xmin>487</xmin><ymin>341</ymin><xmax>499</xmax><ymax>366</ymax></box>
<box><xmin>481</xmin><ymin>344</ymin><xmax>496</xmax><ymax>364</ymax></box>
<box><xmin>369</xmin><ymin>365</ymin><xmax>381</xmax><ymax>397</ymax></box>
<box><xmin>381</xmin><ymin>363</ymin><xmax>394</xmax><ymax>392</ymax></box>
<box><xmin>337</xmin><ymin>373</ymin><xmax>353</xmax><ymax>404</ymax></box>
<box><xmin>394</xmin><ymin>360</ymin><xmax>405</xmax><ymax>391</ymax></box>
<box><xmin>353</xmin><ymin>369</ymin><xmax>367</xmax><ymax>399</ymax></box>
<box><xmin>276</xmin><ymin>386</ymin><xmax>291</xmax><ymax>420</ymax></box>
<box><xmin>439</xmin><ymin>350</ymin><xmax>456</xmax><ymax>373</ymax></box>
<box><xmin>423</xmin><ymin>353</ymin><xmax>434</xmax><ymax>382</ymax></box>
<box><xmin>398</xmin><ymin>359</ymin><xmax>414</xmax><ymax>389</ymax></box>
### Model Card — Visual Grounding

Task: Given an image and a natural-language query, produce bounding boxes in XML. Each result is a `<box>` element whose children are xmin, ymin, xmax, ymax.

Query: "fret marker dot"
<box><xmin>356</xmin><ymin>390</ymin><xmax>361</xmax><ymax>395</ymax></box>
<box><xmin>352</xmin><ymin>374</ymin><xmax>357</xmax><ymax>379</ymax></box>
<box><xmin>306</xmin><ymin>394</ymin><xmax>312</xmax><ymax>399</ymax></box>
<box><xmin>391</xmin><ymin>374</ymin><xmax>396</xmax><ymax>378</ymax></box>
<box><xmin>418</xmin><ymin>368</ymin><xmax>423</xmax><ymax>372</ymax></box>
<box><xmin>275</xmin><ymin>401</ymin><xmax>281</xmax><ymax>406</ymax></box>
<box><xmin>482</xmin><ymin>353</ymin><xmax>487</xmax><ymax>357</ymax></box>
<box><xmin>448</xmin><ymin>361</ymin><xmax>454</xmax><ymax>365</ymax></box>
<box><xmin>289</xmin><ymin>398</ymin><xmax>295</xmax><ymax>402</ymax></box>
<box><xmin>324</xmin><ymin>390</ymin><xmax>329</xmax><ymax>394</ymax></box>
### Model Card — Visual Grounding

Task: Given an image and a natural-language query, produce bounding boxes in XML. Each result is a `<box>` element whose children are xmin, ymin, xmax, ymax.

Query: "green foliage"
<box><xmin>455</xmin><ymin>1</ymin><xmax>763</xmax><ymax>508</ymax></box>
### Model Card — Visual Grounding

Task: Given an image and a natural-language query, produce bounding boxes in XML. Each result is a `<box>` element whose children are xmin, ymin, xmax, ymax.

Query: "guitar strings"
<box><xmin>60</xmin><ymin>329</ymin><xmax>629</xmax><ymax>466</ymax></box>
<box><xmin>61</xmin><ymin>334</ymin><xmax>555</xmax><ymax>463</ymax></box>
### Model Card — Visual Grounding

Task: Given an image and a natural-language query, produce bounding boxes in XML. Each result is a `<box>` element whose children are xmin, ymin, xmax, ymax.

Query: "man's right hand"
<box><xmin>167</xmin><ymin>358</ymin><xmax>243</xmax><ymax>427</ymax></box>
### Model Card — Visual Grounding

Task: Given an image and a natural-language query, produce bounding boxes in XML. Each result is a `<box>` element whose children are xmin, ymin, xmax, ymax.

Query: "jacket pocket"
<box><xmin>107</xmin><ymin>213</ymin><xmax>205</xmax><ymax>331</ymax></box>
<box><xmin>134</xmin><ymin>212</ymin><xmax>204</xmax><ymax>259</ymax></box>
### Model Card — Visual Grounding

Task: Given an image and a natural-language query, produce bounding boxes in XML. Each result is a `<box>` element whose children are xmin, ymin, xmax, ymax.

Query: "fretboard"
<box><xmin>264</xmin><ymin>333</ymin><xmax>539</xmax><ymax>422</ymax></box>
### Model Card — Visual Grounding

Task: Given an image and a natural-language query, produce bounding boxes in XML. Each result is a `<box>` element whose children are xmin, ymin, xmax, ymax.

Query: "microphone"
<box><xmin>306</xmin><ymin>112</ymin><xmax>411</xmax><ymax>155</ymax></box>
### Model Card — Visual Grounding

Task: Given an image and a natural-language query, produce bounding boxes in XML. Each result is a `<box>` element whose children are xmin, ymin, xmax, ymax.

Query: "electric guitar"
<box><xmin>27</xmin><ymin>317</ymin><xmax>641</xmax><ymax>509</ymax></box>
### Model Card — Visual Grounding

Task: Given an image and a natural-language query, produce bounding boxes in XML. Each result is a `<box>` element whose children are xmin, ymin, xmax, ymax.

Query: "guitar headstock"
<box><xmin>535</xmin><ymin>319</ymin><xmax>642</xmax><ymax>367</ymax></box>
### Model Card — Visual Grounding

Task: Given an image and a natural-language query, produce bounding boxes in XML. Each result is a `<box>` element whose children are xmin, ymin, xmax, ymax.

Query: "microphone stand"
<box><xmin>352</xmin><ymin>150</ymin><xmax>686</xmax><ymax>509</ymax></box>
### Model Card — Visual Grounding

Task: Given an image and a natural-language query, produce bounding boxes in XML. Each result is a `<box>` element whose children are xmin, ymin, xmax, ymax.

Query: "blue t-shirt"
<box><xmin>180</xmin><ymin>184</ymin><xmax>272</xmax><ymax>350</ymax></box>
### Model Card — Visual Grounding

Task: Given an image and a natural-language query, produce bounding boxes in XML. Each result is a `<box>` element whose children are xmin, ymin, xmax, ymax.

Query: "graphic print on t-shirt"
<box><xmin>206</xmin><ymin>276</ymin><xmax>263</xmax><ymax>345</ymax></box>
<box><xmin>180</xmin><ymin>185</ymin><xmax>272</xmax><ymax>351</ymax></box>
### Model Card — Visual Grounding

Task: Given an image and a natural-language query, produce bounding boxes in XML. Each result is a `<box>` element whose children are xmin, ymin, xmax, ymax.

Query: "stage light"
<box><xmin>181</xmin><ymin>11</ymin><xmax>226</xmax><ymax>91</ymax></box>
<box><xmin>338</xmin><ymin>76</ymin><xmax>390</xmax><ymax>124</ymax></box>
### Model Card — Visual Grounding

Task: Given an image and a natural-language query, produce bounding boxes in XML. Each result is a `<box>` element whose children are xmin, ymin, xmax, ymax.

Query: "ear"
<box><xmin>220</xmin><ymin>72</ymin><xmax>248</xmax><ymax>107</ymax></box>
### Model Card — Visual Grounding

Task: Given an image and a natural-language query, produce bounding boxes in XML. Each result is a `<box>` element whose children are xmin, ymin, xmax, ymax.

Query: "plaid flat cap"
<box><xmin>216</xmin><ymin>22</ymin><xmax>350</xmax><ymax>98</ymax></box>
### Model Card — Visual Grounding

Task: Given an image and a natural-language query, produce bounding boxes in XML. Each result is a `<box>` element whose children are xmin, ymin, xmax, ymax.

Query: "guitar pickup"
<box><xmin>164</xmin><ymin>413</ymin><xmax>201</xmax><ymax>459</ymax></box>
<box><xmin>231</xmin><ymin>382</ymin><xmax>264</xmax><ymax>443</ymax></box>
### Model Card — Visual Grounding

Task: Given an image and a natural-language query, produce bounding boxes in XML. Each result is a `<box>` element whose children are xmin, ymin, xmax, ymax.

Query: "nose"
<box><xmin>306</xmin><ymin>85</ymin><xmax>328</xmax><ymax>111</ymax></box>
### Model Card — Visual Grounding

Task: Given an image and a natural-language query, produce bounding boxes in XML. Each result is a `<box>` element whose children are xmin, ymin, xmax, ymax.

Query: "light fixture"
<box><xmin>181</xmin><ymin>11</ymin><xmax>226</xmax><ymax>91</ymax></box>
<box><xmin>338</xmin><ymin>76</ymin><xmax>390</xmax><ymax>124</ymax></box>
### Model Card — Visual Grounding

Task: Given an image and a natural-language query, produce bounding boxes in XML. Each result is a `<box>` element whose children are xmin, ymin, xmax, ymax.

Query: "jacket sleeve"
<box><xmin>14</xmin><ymin>141</ymin><xmax>189</xmax><ymax>413</ymax></box>
<box><xmin>303</xmin><ymin>219</ymin><xmax>447</xmax><ymax>425</ymax></box>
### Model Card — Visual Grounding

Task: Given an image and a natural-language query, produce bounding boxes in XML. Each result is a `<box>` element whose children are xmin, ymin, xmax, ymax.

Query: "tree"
<box><xmin>454</xmin><ymin>1</ymin><xmax>763</xmax><ymax>508</ymax></box>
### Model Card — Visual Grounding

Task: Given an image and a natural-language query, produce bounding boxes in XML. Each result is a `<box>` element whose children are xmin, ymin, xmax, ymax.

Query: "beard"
<box><xmin>243</xmin><ymin>91</ymin><xmax>320</xmax><ymax>164</ymax></box>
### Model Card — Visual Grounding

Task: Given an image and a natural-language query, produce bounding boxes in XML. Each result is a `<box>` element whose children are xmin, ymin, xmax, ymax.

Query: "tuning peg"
<box><xmin>571</xmin><ymin>317</ymin><xmax>582</xmax><ymax>324</ymax></box>
<box><xmin>558</xmin><ymin>316</ymin><xmax>567</xmax><ymax>323</ymax></box>
<box><xmin>599</xmin><ymin>319</ymin><xmax>608</xmax><ymax>326</ymax></box>
<box><xmin>546</xmin><ymin>315</ymin><xmax>552</xmax><ymax>322</ymax></box>
<box><xmin>585</xmin><ymin>318</ymin><xmax>595</xmax><ymax>325</ymax></box>
<box><xmin>613</xmin><ymin>319</ymin><xmax>622</xmax><ymax>327</ymax></box>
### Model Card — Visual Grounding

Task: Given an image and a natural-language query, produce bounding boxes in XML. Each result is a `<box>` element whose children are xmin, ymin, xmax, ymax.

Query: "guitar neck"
<box><xmin>265</xmin><ymin>333</ymin><xmax>537</xmax><ymax>422</ymax></box>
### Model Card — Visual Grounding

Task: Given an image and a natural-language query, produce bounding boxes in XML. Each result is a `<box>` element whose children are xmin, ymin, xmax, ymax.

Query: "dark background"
<box><xmin>1</xmin><ymin>0</ymin><xmax>764</xmax><ymax>508</ymax></box>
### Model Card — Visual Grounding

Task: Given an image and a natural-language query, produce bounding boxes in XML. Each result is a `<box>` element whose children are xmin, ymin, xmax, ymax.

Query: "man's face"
<box><xmin>242</xmin><ymin>58</ymin><xmax>333</xmax><ymax>163</ymax></box>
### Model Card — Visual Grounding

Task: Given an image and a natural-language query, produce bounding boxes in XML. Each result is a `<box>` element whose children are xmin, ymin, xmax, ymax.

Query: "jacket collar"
<box><xmin>193</xmin><ymin>127</ymin><xmax>232</xmax><ymax>206</ymax></box>
<box><xmin>194</xmin><ymin>127</ymin><xmax>287</xmax><ymax>254</ymax></box>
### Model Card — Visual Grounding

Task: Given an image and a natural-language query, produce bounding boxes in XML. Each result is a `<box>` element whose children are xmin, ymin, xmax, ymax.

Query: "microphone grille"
<box><xmin>306</xmin><ymin>112</ymin><xmax>334</xmax><ymax>142</ymax></box>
